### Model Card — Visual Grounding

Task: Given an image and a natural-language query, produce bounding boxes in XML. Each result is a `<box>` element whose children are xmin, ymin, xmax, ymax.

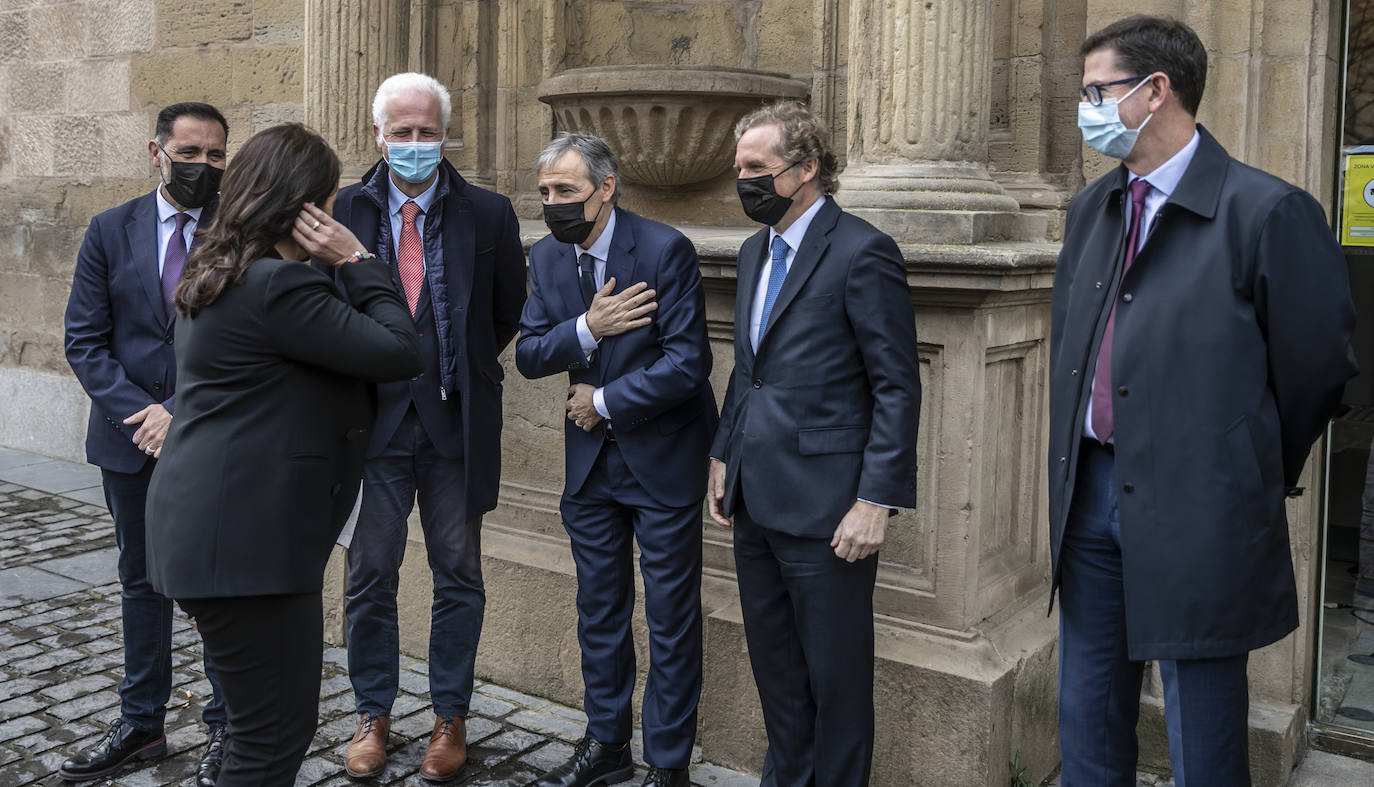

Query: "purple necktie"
<box><xmin>1091</xmin><ymin>178</ymin><xmax>1152</xmax><ymax>445</ymax></box>
<box><xmin>162</xmin><ymin>212</ymin><xmax>190</xmax><ymax>315</ymax></box>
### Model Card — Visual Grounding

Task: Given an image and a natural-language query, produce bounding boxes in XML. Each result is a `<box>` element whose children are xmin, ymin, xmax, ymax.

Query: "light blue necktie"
<box><xmin>758</xmin><ymin>235</ymin><xmax>789</xmax><ymax>340</ymax></box>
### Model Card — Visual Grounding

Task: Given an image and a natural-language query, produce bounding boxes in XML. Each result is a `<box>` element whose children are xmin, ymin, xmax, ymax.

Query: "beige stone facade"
<box><xmin>0</xmin><ymin>1</ymin><xmax>1350</xmax><ymax>784</ymax></box>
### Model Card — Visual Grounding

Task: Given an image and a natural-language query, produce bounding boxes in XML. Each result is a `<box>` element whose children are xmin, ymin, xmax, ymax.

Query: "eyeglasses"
<box><xmin>1079</xmin><ymin>75</ymin><xmax>1151</xmax><ymax>106</ymax></box>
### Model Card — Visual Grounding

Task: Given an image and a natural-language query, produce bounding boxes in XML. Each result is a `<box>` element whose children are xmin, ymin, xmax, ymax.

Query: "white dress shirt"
<box><xmin>571</xmin><ymin>210</ymin><xmax>618</xmax><ymax>419</ymax></box>
<box><xmin>1084</xmin><ymin>128</ymin><xmax>1201</xmax><ymax>442</ymax></box>
<box><xmin>154</xmin><ymin>187</ymin><xmax>204</xmax><ymax>275</ymax></box>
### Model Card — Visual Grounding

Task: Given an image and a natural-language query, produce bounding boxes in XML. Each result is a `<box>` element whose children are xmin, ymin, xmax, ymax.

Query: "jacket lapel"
<box><xmin>754</xmin><ymin>199</ymin><xmax>838</xmax><ymax>359</ymax></box>
<box><xmin>442</xmin><ymin>188</ymin><xmax>475</xmax><ymax>315</ymax></box>
<box><xmin>126</xmin><ymin>192</ymin><xmax>167</xmax><ymax>324</ymax></box>
<box><xmin>597</xmin><ymin>210</ymin><xmax>638</xmax><ymax>374</ymax></box>
<box><xmin>736</xmin><ymin>229</ymin><xmax>768</xmax><ymax>364</ymax></box>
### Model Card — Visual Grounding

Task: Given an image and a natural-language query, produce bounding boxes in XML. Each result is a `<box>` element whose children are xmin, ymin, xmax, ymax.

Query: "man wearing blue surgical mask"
<box><xmin>325</xmin><ymin>72</ymin><xmax>527</xmax><ymax>783</ymax></box>
<box><xmin>1050</xmin><ymin>16</ymin><xmax>1356</xmax><ymax>785</ymax></box>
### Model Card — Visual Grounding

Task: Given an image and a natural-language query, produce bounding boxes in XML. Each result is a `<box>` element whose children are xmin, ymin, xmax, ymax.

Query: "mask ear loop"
<box><xmin>1117</xmin><ymin>74</ymin><xmax>1161</xmax><ymax>133</ymax></box>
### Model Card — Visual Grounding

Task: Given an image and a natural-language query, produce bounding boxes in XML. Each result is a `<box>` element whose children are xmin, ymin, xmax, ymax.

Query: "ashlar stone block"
<box><xmin>156</xmin><ymin>0</ymin><xmax>253</xmax><ymax>48</ymax></box>
<box><xmin>231</xmin><ymin>44</ymin><xmax>302</xmax><ymax>105</ymax></box>
<box><xmin>130</xmin><ymin>47</ymin><xmax>234</xmax><ymax>108</ymax></box>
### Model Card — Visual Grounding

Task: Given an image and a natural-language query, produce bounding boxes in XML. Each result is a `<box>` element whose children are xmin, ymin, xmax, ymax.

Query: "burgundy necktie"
<box><xmin>162</xmin><ymin>212</ymin><xmax>190</xmax><ymax>315</ymax></box>
<box><xmin>1091</xmin><ymin>178</ymin><xmax>1152</xmax><ymax>445</ymax></box>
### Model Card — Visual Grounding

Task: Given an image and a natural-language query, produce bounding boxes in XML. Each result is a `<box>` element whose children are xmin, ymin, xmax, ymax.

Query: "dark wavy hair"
<box><xmin>175</xmin><ymin>123</ymin><xmax>341</xmax><ymax>316</ymax></box>
<box><xmin>1081</xmin><ymin>16</ymin><xmax>1207</xmax><ymax>116</ymax></box>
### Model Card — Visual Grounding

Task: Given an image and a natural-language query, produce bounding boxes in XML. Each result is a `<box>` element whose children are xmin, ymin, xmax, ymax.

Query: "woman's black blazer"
<box><xmin>146</xmin><ymin>257</ymin><xmax>421</xmax><ymax>599</ymax></box>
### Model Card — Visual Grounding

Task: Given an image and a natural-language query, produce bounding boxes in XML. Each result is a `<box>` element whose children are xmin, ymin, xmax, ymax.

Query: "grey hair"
<box><xmin>534</xmin><ymin>132</ymin><xmax>621</xmax><ymax>204</ymax></box>
<box><xmin>372</xmin><ymin>72</ymin><xmax>452</xmax><ymax>141</ymax></box>
<box><xmin>734</xmin><ymin>101</ymin><xmax>841</xmax><ymax>195</ymax></box>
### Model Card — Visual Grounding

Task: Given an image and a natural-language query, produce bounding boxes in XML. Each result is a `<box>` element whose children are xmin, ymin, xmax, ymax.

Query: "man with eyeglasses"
<box><xmin>62</xmin><ymin>102</ymin><xmax>230</xmax><ymax>785</ymax></box>
<box><xmin>1050</xmin><ymin>16</ymin><xmax>1357</xmax><ymax>785</ymax></box>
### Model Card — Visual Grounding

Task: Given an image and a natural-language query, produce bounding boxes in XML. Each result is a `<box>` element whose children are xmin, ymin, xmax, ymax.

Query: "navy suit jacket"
<box><xmin>65</xmin><ymin>189</ymin><xmax>214</xmax><ymax>474</ymax></box>
<box><xmin>335</xmin><ymin>160</ymin><xmax>526</xmax><ymax>520</ymax></box>
<box><xmin>710</xmin><ymin>199</ymin><xmax>921</xmax><ymax>538</ymax></box>
<box><xmin>516</xmin><ymin>208</ymin><xmax>718</xmax><ymax>509</ymax></box>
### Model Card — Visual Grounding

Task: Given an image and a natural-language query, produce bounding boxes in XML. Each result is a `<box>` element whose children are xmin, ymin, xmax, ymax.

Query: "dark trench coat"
<box><xmin>1048</xmin><ymin>125</ymin><xmax>1358</xmax><ymax>660</ymax></box>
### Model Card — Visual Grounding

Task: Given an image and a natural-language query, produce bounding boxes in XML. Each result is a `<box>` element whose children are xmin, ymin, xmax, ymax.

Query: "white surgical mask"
<box><xmin>1078</xmin><ymin>78</ymin><xmax>1153</xmax><ymax>159</ymax></box>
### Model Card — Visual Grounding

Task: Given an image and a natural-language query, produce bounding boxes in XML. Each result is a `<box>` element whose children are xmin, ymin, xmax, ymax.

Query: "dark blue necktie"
<box><xmin>758</xmin><ymin>236</ymin><xmax>789</xmax><ymax>340</ymax></box>
<box><xmin>578</xmin><ymin>253</ymin><xmax>597</xmax><ymax>309</ymax></box>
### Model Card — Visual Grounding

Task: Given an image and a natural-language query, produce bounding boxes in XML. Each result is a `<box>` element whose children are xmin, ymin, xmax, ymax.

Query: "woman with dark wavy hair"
<box><xmin>144</xmin><ymin>123</ymin><xmax>421</xmax><ymax>785</ymax></box>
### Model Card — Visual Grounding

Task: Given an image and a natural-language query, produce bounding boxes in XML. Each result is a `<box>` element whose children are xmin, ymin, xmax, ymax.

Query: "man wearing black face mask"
<box><xmin>708</xmin><ymin>102</ymin><xmax>920</xmax><ymax>787</ymax></box>
<box><xmin>62</xmin><ymin>102</ymin><xmax>231</xmax><ymax>785</ymax></box>
<box><xmin>517</xmin><ymin>133</ymin><xmax>718</xmax><ymax>787</ymax></box>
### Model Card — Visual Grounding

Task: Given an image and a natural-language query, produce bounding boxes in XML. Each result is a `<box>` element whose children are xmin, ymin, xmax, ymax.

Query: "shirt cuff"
<box><xmin>858</xmin><ymin>497</ymin><xmax>901</xmax><ymax>513</ymax></box>
<box><xmin>593</xmin><ymin>387</ymin><xmax>610</xmax><ymax>420</ymax></box>
<box><xmin>576</xmin><ymin>313</ymin><xmax>600</xmax><ymax>359</ymax></box>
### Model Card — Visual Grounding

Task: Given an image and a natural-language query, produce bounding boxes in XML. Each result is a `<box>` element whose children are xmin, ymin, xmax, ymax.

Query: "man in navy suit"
<box><xmin>334</xmin><ymin>72</ymin><xmax>527</xmax><ymax>783</ymax></box>
<box><xmin>708</xmin><ymin>103</ymin><xmax>921</xmax><ymax>787</ymax></box>
<box><xmin>62</xmin><ymin>102</ymin><xmax>230</xmax><ymax>785</ymax></box>
<box><xmin>517</xmin><ymin>133</ymin><xmax>718</xmax><ymax>787</ymax></box>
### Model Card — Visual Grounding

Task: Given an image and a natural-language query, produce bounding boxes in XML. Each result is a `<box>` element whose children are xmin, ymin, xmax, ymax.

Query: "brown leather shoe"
<box><xmin>419</xmin><ymin>715</ymin><xmax>466</xmax><ymax>782</ymax></box>
<box><xmin>344</xmin><ymin>712</ymin><xmax>390</xmax><ymax>778</ymax></box>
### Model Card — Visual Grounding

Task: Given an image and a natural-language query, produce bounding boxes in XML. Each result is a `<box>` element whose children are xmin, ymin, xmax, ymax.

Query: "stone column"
<box><xmin>305</xmin><ymin>0</ymin><xmax>412</xmax><ymax>174</ymax></box>
<box><xmin>838</xmin><ymin>0</ymin><xmax>1044</xmax><ymax>243</ymax></box>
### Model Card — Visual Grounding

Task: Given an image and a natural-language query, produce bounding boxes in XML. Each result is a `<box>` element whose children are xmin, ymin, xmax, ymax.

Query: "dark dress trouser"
<box><xmin>179</xmin><ymin>592</ymin><xmax>322</xmax><ymax>787</ymax></box>
<box><xmin>559</xmin><ymin>440</ymin><xmax>704</xmax><ymax>769</ymax></box>
<box><xmin>1057</xmin><ymin>440</ymin><xmax>1250</xmax><ymax>787</ymax></box>
<box><xmin>733</xmin><ymin>499</ymin><xmax>878</xmax><ymax>787</ymax></box>
<box><xmin>102</xmin><ymin>463</ymin><xmax>226</xmax><ymax>731</ymax></box>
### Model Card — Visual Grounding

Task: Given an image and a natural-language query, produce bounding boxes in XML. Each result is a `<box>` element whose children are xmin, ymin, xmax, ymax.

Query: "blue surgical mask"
<box><xmin>386</xmin><ymin>140</ymin><xmax>444</xmax><ymax>184</ymax></box>
<box><xmin>1077</xmin><ymin>79</ymin><xmax>1153</xmax><ymax>159</ymax></box>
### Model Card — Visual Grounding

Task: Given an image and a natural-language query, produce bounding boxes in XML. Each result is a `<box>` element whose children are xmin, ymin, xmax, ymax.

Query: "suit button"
<box><xmin>152</xmin><ymin>382</ymin><xmax>162</xmax><ymax>391</ymax></box>
<box><xmin>1123</xmin><ymin>482</ymin><xmax>1135</xmax><ymax>493</ymax></box>
<box><xmin>753</xmin><ymin>378</ymin><xmax>762</xmax><ymax>389</ymax></box>
<box><xmin>345</xmin><ymin>427</ymin><xmax>365</xmax><ymax>442</ymax></box>
<box><xmin>1070</xmin><ymin>369</ymin><xmax>1078</xmax><ymax>376</ymax></box>
<box><xmin>1117</xmin><ymin>386</ymin><xmax>1128</xmax><ymax>396</ymax></box>
<box><xmin>1122</xmin><ymin>293</ymin><xmax>1133</xmax><ymax>303</ymax></box>
<box><xmin>164</xmin><ymin>336</ymin><xmax>173</xmax><ymax>344</ymax></box>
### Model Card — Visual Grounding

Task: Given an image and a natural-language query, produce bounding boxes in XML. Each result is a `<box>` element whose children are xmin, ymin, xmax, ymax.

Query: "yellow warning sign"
<box><xmin>1343</xmin><ymin>154</ymin><xmax>1374</xmax><ymax>247</ymax></box>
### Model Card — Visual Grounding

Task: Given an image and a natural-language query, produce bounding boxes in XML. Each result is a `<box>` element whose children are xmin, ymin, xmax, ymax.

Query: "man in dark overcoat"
<box><xmin>1050</xmin><ymin>16</ymin><xmax>1357</xmax><ymax>785</ymax></box>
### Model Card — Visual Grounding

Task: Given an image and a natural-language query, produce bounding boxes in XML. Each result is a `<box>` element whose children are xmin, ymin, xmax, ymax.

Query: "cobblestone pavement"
<box><xmin>0</xmin><ymin>447</ymin><xmax>753</xmax><ymax>787</ymax></box>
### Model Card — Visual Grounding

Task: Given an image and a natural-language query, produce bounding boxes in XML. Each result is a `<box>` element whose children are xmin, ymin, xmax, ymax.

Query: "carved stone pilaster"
<box><xmin>305</xmin><ymin>0</ymin><xmax>412</xmax><ymax>174</ymax></box>
<box><xmin>837</xmin><ymin>0</ymin><xmax>1044</xmax><ymax>243</ymax></box>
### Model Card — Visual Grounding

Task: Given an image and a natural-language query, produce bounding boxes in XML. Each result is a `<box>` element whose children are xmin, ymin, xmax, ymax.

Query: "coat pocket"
<box><xmin>798</xmin><ymin>425</ymin><xmax>869</xmax><ymax>456</ymax></box>
<box><xmin>1222</xmin><ymin>415</ymin><xmax>1265</xmax><ymax>518</ymax></box>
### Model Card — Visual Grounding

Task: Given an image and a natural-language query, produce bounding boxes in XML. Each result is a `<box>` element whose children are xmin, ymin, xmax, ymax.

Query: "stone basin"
<box><xmin>537</xmin><ymin>65</ymin><xmax>809</xmax><ymax>187</ymax></box>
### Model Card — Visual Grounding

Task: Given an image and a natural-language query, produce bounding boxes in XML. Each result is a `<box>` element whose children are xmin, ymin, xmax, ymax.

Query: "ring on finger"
<box><xmin>311</xmin><ymin>220</ymin><xmax>321</xmax><ymax>231</ymax></box>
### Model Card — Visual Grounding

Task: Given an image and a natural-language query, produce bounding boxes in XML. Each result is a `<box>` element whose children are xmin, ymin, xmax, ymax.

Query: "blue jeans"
<box><xmin>103</xmin><ymin>464</ymin><xmax>226</xmax><ymax>731</ymax></box>
<box><xmin>1057</xmin><ymin>441</ymin><xmax>1250</xmax><ymax>787</ymax></box>
<box><xmin>345</xmin><ymin>407</ymin><xmax>482</xmax><ymax>718</ymax></box>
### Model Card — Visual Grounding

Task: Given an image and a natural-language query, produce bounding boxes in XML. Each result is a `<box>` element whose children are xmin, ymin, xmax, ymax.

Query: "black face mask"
<box><xmin>159</xmin><ymin>147</ymin><xmax>223</xmax><ymax>209</ymax></box>
<box><xmin>737</xmin><ymin>161</ymin><xmax>802</xmax><ymax>226</ymax></box>
<box><xmin>543</xmin><ymin>192</ymin><xmax>606</xmax><ymax>246</ymax></box>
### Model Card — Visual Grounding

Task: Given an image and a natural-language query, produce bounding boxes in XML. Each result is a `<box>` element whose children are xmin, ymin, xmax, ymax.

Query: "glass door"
<box><xmin>1314</xmin><ymin>0</ymin><xmax>1374</xmax><ymax>752</ymax></box>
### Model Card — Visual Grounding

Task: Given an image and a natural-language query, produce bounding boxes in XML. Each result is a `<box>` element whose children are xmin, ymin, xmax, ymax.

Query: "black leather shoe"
<box><xmin>529</xmin><ymin>735</ymin><xmax>634</xmax><ymax>787</ymax></box>
<box><xmin>641</xmin><ymin>767</ymin><xmax>689</xmax><ymax>786</ymax></box>
<box><xmin>196</xmin><ymin>724</ymin><xmax>228</xmax><ymax>786</ymax></box>
<box><xmin>58</xmin><ymin>718</ymin><xmax>167</xmax><ymax>781</ymax></box>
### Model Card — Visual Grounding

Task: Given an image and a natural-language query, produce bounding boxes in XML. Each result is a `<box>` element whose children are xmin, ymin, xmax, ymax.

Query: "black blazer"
<box><xmin>146</xmin><ymin>257</ymin><xmax>422</xmax><ymax>599</ymax></box>
<box><xmin>1048</xmin><ymin>125</ymin><xmax>1357</xmax><ymax>659</ymax></box>
<box><xmin>711</xmin><ymin>199</ymin><xmax>921</xmax><ymax>537</ymax></box>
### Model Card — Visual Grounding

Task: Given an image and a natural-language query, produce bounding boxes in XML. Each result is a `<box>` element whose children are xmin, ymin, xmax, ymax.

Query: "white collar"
<box><xmin>1131</xmin><ymin>129</ymin><xmax>1200</xmax><ymax>198</ymax></box>
<box><xmin>154</xmin><ymin>186</ymin><xmax>205</xmax><ymax>224</ymax></box>
<box><xmin>576</xmin><ymin>206</ymin><xmax>618</xmax><ymax>262</ymax></box>
<box><xmin>387</xmin><ymin>171</ymin><xmax>440</xmax><ymax>216</ymax></box>
<box><xmin>769</xmin><ymin>195</ymin><xmax>828</xmax><ymax>254</ymax></box>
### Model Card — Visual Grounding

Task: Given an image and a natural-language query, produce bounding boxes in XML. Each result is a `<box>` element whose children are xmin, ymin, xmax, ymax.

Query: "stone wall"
<box><xmin>0</xmin><ymin>0</ymin><xmax>303</xmax><ymax>459</ymax></box>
